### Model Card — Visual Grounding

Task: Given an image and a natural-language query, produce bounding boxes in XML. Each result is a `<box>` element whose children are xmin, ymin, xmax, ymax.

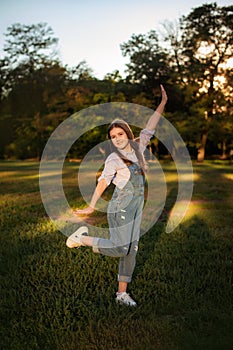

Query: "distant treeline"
<box><xmin>0</xmin><ymin>2</ymin><xmax>232</xmax><ymax>161</ymax></box>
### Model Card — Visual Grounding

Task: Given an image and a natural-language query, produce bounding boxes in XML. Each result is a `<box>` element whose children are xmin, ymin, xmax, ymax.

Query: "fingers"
<box><xmin>160</xmin><ymin>84</ymin><xmax>166</xmax><ymax>94</ymax></box>
<box><xmin>160</xmin><ymin>84</ymin><xmax>168</xmax><ymax>102</ymax></box>
<box><xmin>73</xmin><ymin>210</ymin><xmax>87</xmax><ymax>215</ymax></box>
<box><xmin>73</xmin><ymin>207</ymin><xmax>94</xmax><ymax>215</ymax></box>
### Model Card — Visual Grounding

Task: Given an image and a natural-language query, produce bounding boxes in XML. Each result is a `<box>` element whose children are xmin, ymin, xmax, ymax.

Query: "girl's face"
<box><xmin>109</xmin><ymin>127</ymin><xmax>130</xmax><ymax>150</ymax></box>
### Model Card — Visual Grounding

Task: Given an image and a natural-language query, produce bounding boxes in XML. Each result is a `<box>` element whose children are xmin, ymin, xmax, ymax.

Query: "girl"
<box><xmin>66</xmin><ymin>85</ymin><xmax>167</xmax><ymax>306</ymax></box>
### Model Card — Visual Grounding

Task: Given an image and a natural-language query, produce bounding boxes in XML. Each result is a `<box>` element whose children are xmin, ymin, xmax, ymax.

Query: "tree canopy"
<box><xmin>0</xmin><ymin>3</ymin><xmax>232</xmax><ymax>161</ymax></box>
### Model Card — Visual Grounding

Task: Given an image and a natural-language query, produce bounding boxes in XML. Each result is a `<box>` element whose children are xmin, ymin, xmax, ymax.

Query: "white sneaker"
<box><xmin>116</xmin><ymin>292</ymin><xmax>137</xmax><ymax>307</ymax></box>
<box><xmin>66</xmin><ymin>226</ymin><xmax>88</xmax><ymax>248</ymax></box>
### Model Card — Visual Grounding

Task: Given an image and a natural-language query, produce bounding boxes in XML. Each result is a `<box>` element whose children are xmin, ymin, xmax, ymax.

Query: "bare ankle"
<box><xmin>81</xmin><ymin>235</ymin><xmax>94</xmax><ymax>247</ymax></box>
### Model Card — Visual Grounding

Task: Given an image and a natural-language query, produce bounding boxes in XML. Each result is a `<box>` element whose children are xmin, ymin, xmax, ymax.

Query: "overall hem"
<box><xmin>92</xmin><ymin>237</ymin><xmax>100</xmax><ymax>253</ymax></box>
<box><xmin>118</xmin><ymin>274</ymin><xmax>132</xmax><ymax>283</ymax></box>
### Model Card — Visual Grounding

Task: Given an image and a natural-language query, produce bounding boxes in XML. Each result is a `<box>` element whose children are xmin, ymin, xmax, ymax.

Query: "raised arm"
<box><xmin>74</xmin><ymin>178</ymin><xmax>108</xmax><ymax>215</ymax></box>
<box><xmin>146</xmin><ymin>84</ymin><xmax>168</xmax><ymax>131</ymax></box>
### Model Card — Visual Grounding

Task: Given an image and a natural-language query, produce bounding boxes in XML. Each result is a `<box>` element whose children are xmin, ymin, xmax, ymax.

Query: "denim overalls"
<box><xmin>92</xmin><ymin>162</ymin><xmax>145</xmax><ymax>283</ymax></box>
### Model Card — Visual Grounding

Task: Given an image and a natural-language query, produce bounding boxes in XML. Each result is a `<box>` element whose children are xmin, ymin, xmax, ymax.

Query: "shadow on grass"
<box><xmin>1</xmin><ymin>160</ymin><xmax>233</xmax><ymax>350</ymax></box>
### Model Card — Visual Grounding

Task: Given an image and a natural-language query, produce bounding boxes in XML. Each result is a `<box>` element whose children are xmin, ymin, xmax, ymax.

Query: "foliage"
<box><xmin>121</xmin><ymin>30</ymin><xmax>171</xmax><ymax>95</ymax></box>
<box><xmin>3</xmin><ymin>22</ymin><xmax>58</xmax><ymax>71</ymax></box>
<box><xmin>179</xmin><ymin>3</ymin><xmax>233</xmax><ymax>160</ymax></box>
<box><xmin>0</xmin><ymin>4</ymin><xmax>232</xmax><ymax>160</ymax></box>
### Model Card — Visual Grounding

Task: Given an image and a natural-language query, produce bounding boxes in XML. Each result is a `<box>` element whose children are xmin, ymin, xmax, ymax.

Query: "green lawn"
<box><xmin>0</xmin><ymin>160</ymin><xmax>233</xmax><ymax>350</ymax></box>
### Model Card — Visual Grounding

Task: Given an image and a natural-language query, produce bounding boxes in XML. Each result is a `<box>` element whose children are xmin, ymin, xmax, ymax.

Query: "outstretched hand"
<box><xmin>160</xmin><ymin>84</ymin><xmax>168</xmax><ymax>105</ymax></box>
<box><xmin>73</xmin><ymin>206</ymin><xmax>94</xmax><ymax>216</ymax></box>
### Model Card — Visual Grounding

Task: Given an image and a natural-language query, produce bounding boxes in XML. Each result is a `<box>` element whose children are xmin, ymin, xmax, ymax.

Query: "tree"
<box><xmin>66</xmin><ymin>60</ymin><xmax>95</xmax><ymax>81</ymax></box>
<box><xmin>179</xmin><ymin>3</ymin><xmax>233</xmax><ymax>161</ymax></box>
<box><xmin>3</xmin><ymin>22</ymin><xmax>58</xmax><ymax>73</ymax></box>
<box><xmin>0</xmin><ymin>23</ymin><xmax>65</xmax><ymax>159</ymax></box>
<box><xmin>121</xmin><ymin>30</ymin><xmax>170</xmax><ymax>96</ymax></box>
<box><xmin>159</xmin><ymin>19</ymin><xmax>189</xmax><ymax>87</ymax></box>
<box><xmin>5</xmin><ymin>63</ymin><xmax>70</xmax><ymax>159</ymax></box>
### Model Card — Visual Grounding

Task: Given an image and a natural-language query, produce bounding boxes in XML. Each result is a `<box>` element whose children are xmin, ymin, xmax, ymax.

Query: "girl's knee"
<box><xmin>131</xmin><ymin>243</ymin><xmax>138</xmax><ymax>256</ymax></box>
<box><xmin>118</xmin><ymin>242</ymin><xmax>138</xmax><ymax>257</ymax></box>
<box><xmin>118</xmin><ymin>245</ymin><xmax>130</xmax><ymax>257</ymax></box>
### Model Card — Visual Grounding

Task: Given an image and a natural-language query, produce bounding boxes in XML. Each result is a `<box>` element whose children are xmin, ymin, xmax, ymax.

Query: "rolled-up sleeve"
<box><xmin>139</xmin><ymin>128</ymin><xmax>155</xmax><ymax>152</ymax></box>
<box><xmin>98</xmin><ymin>153</ymin><xmax>131</xmax><ymax>189</ymax></box>
<box><xmin>98</xmin><ymin>156</ymin><xmax>117</xmax><ymax>186</ymax></box>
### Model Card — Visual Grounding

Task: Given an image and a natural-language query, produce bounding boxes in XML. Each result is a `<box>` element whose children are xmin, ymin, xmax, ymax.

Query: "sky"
<box><xmin>0</xmin><ymin>0</ymin><xmax>232</xmax><ymax>79</ymax></box>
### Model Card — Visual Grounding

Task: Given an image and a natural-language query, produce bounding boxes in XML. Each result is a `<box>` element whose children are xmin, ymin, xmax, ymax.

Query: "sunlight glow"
<box><xmin>196</xmin><ymin>41</ymin><xmax>215</xmax><ymax>59</ymax></box>
<box><xmin>163</xmin><ymin>172</ymin><xmax>199</xmax><ymax>183</ymax></box>
<box><xmin>223</xmin><ymin>173</ymin><xmax>233</xmax><ymax>181</ymax></box>
<box><xmin>196</xmin><ymin>41</ymin><xmax>233</xmax><ymax>95</ymax></box>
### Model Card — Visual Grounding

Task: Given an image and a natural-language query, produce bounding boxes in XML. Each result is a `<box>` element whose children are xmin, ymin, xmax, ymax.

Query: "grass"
<box><xmin>0</xmin><ymin>160</ymin><xmax>233</xmax><ymax>350</ymax></box>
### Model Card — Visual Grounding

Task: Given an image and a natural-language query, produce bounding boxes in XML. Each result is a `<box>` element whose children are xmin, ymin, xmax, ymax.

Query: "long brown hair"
<box><xmin>107</xmin><ymin>119</ymin><xmax>147</xmax><ymax>173</ymax></box>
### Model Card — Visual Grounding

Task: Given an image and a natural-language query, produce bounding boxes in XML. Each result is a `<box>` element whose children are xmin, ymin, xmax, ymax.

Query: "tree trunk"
<box><xmin>197</xmin><ymin>132</ymin><xmax>208</xmax><ymax>162</ymax></box>
<box><xmin>220</xmin><ymin>140</ymin><xmax>227</xmax><ymax>160</ymax></box>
